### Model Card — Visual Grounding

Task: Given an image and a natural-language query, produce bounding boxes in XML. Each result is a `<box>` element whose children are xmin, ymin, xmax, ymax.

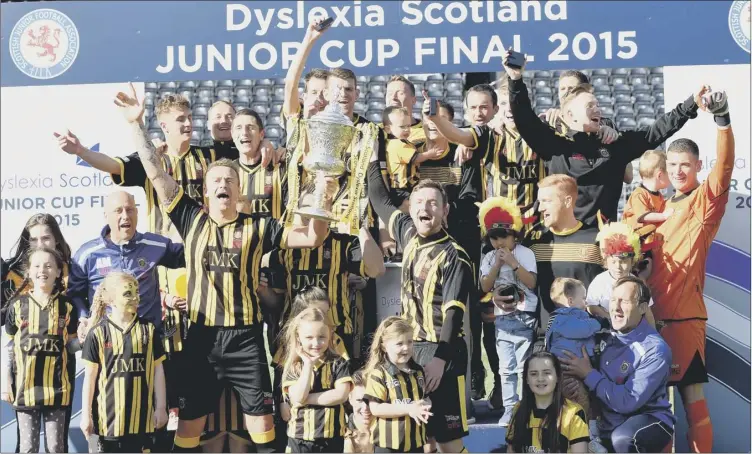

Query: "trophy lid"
<box><xmin>310</xmin><ymin>101</ymin><xmax>354</xmax><ymax>126</ymax></box>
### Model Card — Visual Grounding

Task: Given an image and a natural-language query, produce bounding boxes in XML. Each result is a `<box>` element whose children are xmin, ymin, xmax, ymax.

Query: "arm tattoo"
<box><xmin>132</xmin><ymin>122</ymin><xmax>180</xmax><ymax>205</ymax></box>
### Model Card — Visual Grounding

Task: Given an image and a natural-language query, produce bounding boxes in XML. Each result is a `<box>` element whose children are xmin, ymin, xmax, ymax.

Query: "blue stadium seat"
<box><xmin>534</xmin><ymin>106</ymin><xmax>550</xmax><ymax>116</ymax></box>
<box><xmin>652</xmin><ymin>82</ymin><xmax>664</xmax><ymax>92</ymax></box>
<box><xmin>217</xmin><ymin>80</ymin><xmax>234</xmax><ymax>88</ymax></box>
<box><xmin>594</xmin><ymin>85</ymin><xmax>611</xmax><ymax>95</ymax></box>
<box><xmin>356</xmin><ymin>83</ymin><xmax>368</xmax><ymax>98</ymax></box>
<box><xmin>235</xmin><ymin>87</ymin><xmax>252</xmax><ymax>98</ymax></box>
<box><xmin>446</xmin><ymin>89</ymin><xmax>464</xmax><ymax>98</ymax></box>
<box><xmin>534</xmin><ymin>79</ymin><xmax>549</xmax><ymax>89</ymax></box>
<box><xmin>236</xmin><ymin>79</ymin><xmax>254</xmax><ymax>88</ymax></box>
<box><xmin>637</xmin><ymin>117</ymin><xmax>656</xmax><ymax>127</ymax></box>
<box><xmin>369</xmin><ymin>83</ymin><xmax>386</xmax><ymax>98</ymax></box>
<box><xmin>425</xmin><ymin>73</ymin><xmax>443</xmax><ymax>81</ymax></box>
<box><xmin>551</xmin><ymin>70</ymin><xmax>565</xmax><ymax>79</ymax></box>
<box><xmin>592</xmin><ymin>76</ymin><xmax>609</xmax><ymax>86</ymax></box>
<box><xmin>406</xmin><ymin>74</ymin><xmax>428</xmax><ymax>82</ymax></box>
<box><xmin>445</xmin><ymin>73</ymin><xmax>464</xmax><ymax>80</ymax></box>
<box><xmin>145</xmin><ymin>82</ymin><xmax>159</xmax><ymax>92</ymax></box>
<box><xmin>266</xmin><ymin>115</ymin><xmax>281</xmax><ymax>126</ymax></box>
<box><xmin>372</xmin><ymin>75</ymin><xmax>390</xmax><ymax>83</ymax></box>
<box><xmin>193</xmin><ymin>118</ymin><xmax>205</xmax><ymax>130</ymax></box>
<box><xmin>178</xmin><ymin>90</ymin><xmax>193</xmax><ymax>101</ymax></box>
<box><xmin>199</xmin><ymin>80</ymin><xmax>216</xmax><ymax>88</ymax></box>
<box><xmin>650</xmin><ymin>67</ymin><xmax>664</xmax><ymax>74</ymax></box>
<box><xmin>354</xmin><ymin>101</ymin><xmax>367</xmax><ymax>114</ymax></box>
<box><xmin>270</xmin><ymin>103</ymin><xmax>282</xmax><ymax>114</ymax></box>
<box><xmin>612</xmin><ymin>68</ymin><xmax>630</xmax><ymax>76</ymax></box>
<box><xmin>425</xmin><ymin>80</ymin><xmax>443</xmax><ymax>94</ymax></box>
<box><xmin>251</xmin><ymin>103</ymin><xmax>270</xmax><ymax>115</ymax></box>
<box><xmin>614</xmin><ymin>93</ymin><xmax>633</xmax><ymax>104</ymax></box>
<box><xmin>197</xmin><ymin>88</ymin><xmax>213</xmax><ymax>99</ymax></box>
<box><xmin>630</xmin><ymin>76</ymin><xmax>648</xmax><ymax>86</ymax></box>
<box><xmin>179</xmin><ymin>81</ymin><xmax>197</xmax><ymax>90</ymax></box>
<box><xmin>535</xmin><ymin>86</ymin><xmax>553</xmax><ymax>96</ymax></box>
<box><xmin>591</xmin><ymin>69</ymin><xmax>611</xmax><ymax>76</ymax></box>
<box><xmin>273</xmin><ymin>78</ymin><xmax>286</xmax><ymax>86</ymax></box>
<box><xmin>193</xmin><ymin>106</ymin><xmax>208</xmax><ymax>118</ymax></box>
<box><xmin>234</xmin><ymin>102</ymin><xmax>249</xmax><ymax>110</ymax></box>
<box><xmin>256</xmin><ymin>78</ymin><xmax>275</xmax><ymax>86</ymax></box>
<box><xmin>654</xmin><ymin>104</ymin><xmax>665</xmax><ymax>114</ymax></box>
<box><xmin>596</xmin><ymin>94</ymin><xmax>615</xmax><ymax>106</ymax></box>
<box><xmin>366</xmin><ymin>111</ymin><xmax>382</xmax><ymax>123</ymax></box>
<box><xmin>633</xmin><ymin>84</ymin><xmax>652</xmax><ymax>94</ymax></box>
<box><xmin>445</xmin><ymin>80</ymin><xmax>464</xmax><ymax>93</ymax></box>
<box><xmin>265</xmin><ymin>126</ymin><xmax>282</xmax><ymax>138</ymax></box>
<box><xmin>535</xmin><ymin>97</ymin><xmax>554</xmax><ymax>108</ymax></box>
<box><xmin>268</xmin><ymin>139</ymin><xmax>280</xmax><ymax>149</ymax></box>
<box><xmin>610</xmin><ymin>76</ymin><xmax>628</xmax><ymax>86</ymax></box>
<box><xmin>649</xmin><ymin>75</ymin><xmax>664</xmax><ymax>85</ymax></box>
<box><xmin>253</xmin><ymin>86</ymin><xmax>271</xmax><ymax>98</ymax></box>
<box><xmin>368</xmin><ymin>100</ymin><xmax>386</xmax><ymax>112</ymax></box>
<box><xmin>617</xmin><ymin>118</ymin><xmax>637</xmax><ymax>130</ymax></box>
<box><xmin>191</xmin><ymin>130</ymin><xmax>203</xmax><ymax>144</ymax></box>
<box><xmin>452</xmin><ymin>118</ymin><xmax>464</xmax><ymax>127</ymax></box>
<box><xmin>159</xmin><ymin>81</ymin><xmax>177</xmax><ymax>90</ymax></box>
<box><xmin>654</xmin><ymin>92</ymin><xmax>665</xmax><ymax>102</ymax></box>
<box><xmin>634</xmin><ymin>93</ymin><xmax>655</xmax><ymax>103</ymax></box>
<box><xmin>272</xmin><ymin>86</ymin><xmax>285</xmax><ymax>101</ymax></box>
<box><xmin>522</xmin><ymin>70</ymin><xmax>536</xmax><ymax>80</ymax></box>
<box><xmin>149</xmin><ymin>117</ymin><xmax>160</xmax><ymax>129</ymax></box>
<box><xmin>535</xmin><ymin>70</ymin><xmax>552</xmax><ymax>79</ymax></box>
<box><xmin>617</xmin><ymin>105</ymin><xmax>635</xmax><ymax>116</ymax></box>
<box><xmin>630</xmin><ymin>68</ymin><xmax>649</xmax><ymax>76</ymax></box>
<box><xmin>216</xmin><ymin>88</ymin><xmax>232</xmax><ymax>99</ymax></box>
<box><xmin>600</xmin><ymin>106</ymin><xmax>615</xmax><ymax>117</ymax></box>
<box><xmin>357</xmin><ymin>75</ymin><xmax>371</xmax><ymax>83</ymax></box>
<box><xmin>636</xmin><ymin>104</ymin><xmax>656</xmax><ymax>115</ymax></box>
<box><xmin>195</xmin><ymin>95</ymin><xmax>212</xmax><ymax>107</ymax></box>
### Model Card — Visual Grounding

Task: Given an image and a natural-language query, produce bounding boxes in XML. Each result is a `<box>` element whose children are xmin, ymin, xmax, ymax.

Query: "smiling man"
<box><xmin>367</xmin><ymin>152</ymin><xmax>476</xmax><ymax>453</ymax></box>
<box><xmin>561</xmin><ymin>276</ymin><xmax>674</xmax><ymax>453</ymax></box>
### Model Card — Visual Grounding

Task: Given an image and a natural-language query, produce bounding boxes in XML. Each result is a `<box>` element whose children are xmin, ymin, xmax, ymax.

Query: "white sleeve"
<box><xmin>648</xmin><ymin>297</ymin><xmax>654</xmax><ymax>307</ymax></box>
<box><xmin>515</xmin><ymin>246</ymin><xmax>537</xmax><ymax>274</ymax></box>
<box><xmin>586</xmin><ymin>274</ymin><xmax>607</xmax><ymax>308</ymax></box>
<box><xmin>479</xmin><ymin>251</ymin><xmax>495</xmax><ymax>278</ymax></box>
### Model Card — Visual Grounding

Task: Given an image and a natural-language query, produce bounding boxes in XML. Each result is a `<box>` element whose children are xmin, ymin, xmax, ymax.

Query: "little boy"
<box><xmin>478</xmin><ymin>197</ymin><xmax>538</xmax><ymax>427</ymax></box>
<box><xmin>546</xmin><ymin>277</ymin><xmax>606</xmax><ymax>416</ymax></box>
<box><xmin>622</xmin><ymin>150</ymin><xmax>673</xmax><ymax>229</ymax></box>
<box><xmin>588</xmin><ymin>222</ymin><xmax>656</xmax><ymax>327</ymax></box>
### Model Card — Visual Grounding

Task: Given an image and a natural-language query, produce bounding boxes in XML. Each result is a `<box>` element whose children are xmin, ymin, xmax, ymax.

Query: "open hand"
<box><xmin>408</xmin><ymin>400</ymin><xmax>433</xmax><ymax>424</ymax></box>
<box><xmin>598</xmin><ymin>125</ymin><xmax>619</xmax><ymax>144</ymax></box>
<box><xmin>559</xmin><ymin>346</ymin><xmax>593</xmax><ymax>379</ymax></box>
<box><xmin>423</xmin><ymin>357</ymin><xmax>445</xmax><ymax>393</ymax></box>
<box><xmin>113</xmin><ymin>82</ymin><xmax>145</xmax><ymax>124</ymax></box>
<box><xmin>304</xmin><ymin>18</ymin><xmax>330</xmax><ymax>43</ymax></box>
<box><xmin>153</xmin><ymin>407</ymin><xmax>168</xmax><ymax>429</ymax></box>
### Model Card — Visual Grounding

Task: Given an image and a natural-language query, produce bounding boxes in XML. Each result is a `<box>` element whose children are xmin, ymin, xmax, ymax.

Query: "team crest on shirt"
<box><xmin>620</xmin><ymin>361</ymin><xmax>630</xmax><ymax>373</ymax></box>
<box><xmin>264</xmin><ymin>174</ymin><xmax>273</xmax><ymax>195</ymax></box>
<box><xmin>138</xmin><ymin>257</ymin><xmax>147</xmax><ymax>268</ymax></box>
<box><xmin>20</xmin><ymin>319</ymin><xmax>29</xmax><ymax>329</ymax></box>
<box><xmin>232</xmin><ymin>230</ymin><xmax>243</xmax><ymax>249</ymax></box>
<box><xmin>104</xmin><ymin>341</ymin><xmax>113</xmax><ymax>349</ymax></box>
<box><xmin>598</xmin><ymin>147</ymin><xmax>610</xmax><ymax>158</ymax></box>
<box><xmin>323</xmin><ymin>248</ymin><xmax>332</xmax><ymax>260</ymax></box>
<box><xmin>178</xmin><ymin>397</ymin><xmax>186</xmax><ymax>409</ymax></box>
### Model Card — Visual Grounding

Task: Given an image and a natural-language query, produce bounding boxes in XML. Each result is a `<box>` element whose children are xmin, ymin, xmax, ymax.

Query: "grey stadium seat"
<box><xmin>366</xmin><ymin>111</ymin><xmax>382</xmax><ymax>123</ymax></box>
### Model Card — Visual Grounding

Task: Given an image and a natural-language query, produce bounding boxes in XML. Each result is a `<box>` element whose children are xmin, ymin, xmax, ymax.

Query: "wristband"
<box><xmin>512</xmin><ymin>265</ymin><xmax>520</xmax><ymax>272</ymax></box>
<box><xmin>714</xmin><ymin>113</ymin><xmax>731</xmax><ymax>127</ymax></box>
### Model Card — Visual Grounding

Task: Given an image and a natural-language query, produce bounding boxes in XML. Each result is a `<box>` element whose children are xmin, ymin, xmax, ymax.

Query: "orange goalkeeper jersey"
<box><xmin>648</xmin><ymin>127</ymin><xmax>735</xmax><ymax>321</ymax></box>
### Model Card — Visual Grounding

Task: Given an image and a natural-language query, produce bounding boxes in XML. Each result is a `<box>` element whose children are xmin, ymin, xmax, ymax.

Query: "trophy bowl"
<box><xmin>296</xmin><ymin>103</ymin><xmax>359</xmax><ymax>222</ymax></box>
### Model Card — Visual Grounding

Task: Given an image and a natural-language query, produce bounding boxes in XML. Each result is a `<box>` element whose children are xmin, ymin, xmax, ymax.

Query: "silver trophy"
<box><xmin>295</xmin><ymin>97</ymin><xmax>358</xmax><ymax>221</ymax></box>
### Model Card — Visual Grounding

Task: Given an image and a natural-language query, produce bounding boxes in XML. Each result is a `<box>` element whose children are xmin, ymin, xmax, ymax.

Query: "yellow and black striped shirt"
<box><xmin>388</xmin><ymin>213</ymin><xmax>474</xmax><ymax>342</ymax></box>
<box><xmin>237</xmin><ymin>160</ymin><xmax>288</xmax><ymax>220</ymax></box>
<box><xmin>283</xmin><ymin>356</ymin><xmax>352</xmax><ymax>441</ymax></box>
<box><xmin>363</xmin><ymin>360</ymin><xmax>427</xmax><ymax>451</ymax></box>
<box><xmin>82</xmin><ymin>316</ymin><xmax>165</xmax><ymax>439</ymax></box>
<box><xmin>166</xmin><ymin>187</ymin><xmax>286</xmax><ymax>327</ymax></box>
<box><xmin>506</xmin><ymin>399</ymin><xmax>590</xmax><ymax>453</ymax></box>
<box><xmin>5</xmin><ymin>294</ymin><xmax>76</xmax><ymax>409</ymax></box>
<box><xmin>468</xmin><ymin>125</ymin><xmax>545</xmax><ymax>215</ymax></box>
<box><xmin>269</xmin><ymin>232</ymin><xmax>365</xmax><ymax>334</ymax></box>
<box><xmin>523</xmin><ymin>222</ymin><xmax>603</xmax><ymax>314</ymax></box>
<box><xmin>161</xmin><ymin>307</ymin><xmax>187</xmax><ymax>354</ymax></box>
<box><xmin>112</xmin><ymin>146</ymin><xmax>237</xmax><ymax>238</ymax></box>
<box><xmin>203</xmin><ymin>386</ymin><xmax>246</xmax><ymax>437</ymax></box>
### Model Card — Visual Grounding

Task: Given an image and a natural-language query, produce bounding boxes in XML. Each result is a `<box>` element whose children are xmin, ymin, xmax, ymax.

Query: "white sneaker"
<box><xmin>497</xmin><ymin>411</ymin><xmax>512</xmax><ymax>427</ymax></box>
<box><xmin>466</xmin><ymin>416</ymin><xmax>477</xmax><ymax>425</ymax></box>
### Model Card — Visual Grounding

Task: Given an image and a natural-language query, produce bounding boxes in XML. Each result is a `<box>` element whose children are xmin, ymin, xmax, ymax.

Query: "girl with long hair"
<box><xmin>282</xmin><ymin>307</ymin><xmax>352</xmax><ymax>453</ymax></box>
<box><xmin>1</xmin><ymin>247</ymin><xmax>78</xmax><ymax>453</ymax></box>
<box><xmin>80</xmin><ymin>272</ymin><xmax>167</xmax><ymax>453</ymax></box>
<box><xmin>2</xmin><ymin>214</ymin><xmax>72</xmax><ymax>311</ymax></box>
<box><xmin>362</xmin><ymin>317</ymin><xmax>431</xmax><ymax>453</ymax></box>
<box><xmin>506</xmin><ymin>352</ymin><xmax>589</xmax><ymax>453</ymax></box>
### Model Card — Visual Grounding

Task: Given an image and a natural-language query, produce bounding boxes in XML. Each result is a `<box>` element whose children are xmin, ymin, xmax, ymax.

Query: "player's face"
<box><xmin>298</xmin><ymin>320</ymin><xmax>330</xmax><ymax>359</ymax></box>
<box><xmin>27</xmin><ymin>224</ymin><xmax>56</xmax><ymax>250</ymax></box>
<box><xmin>111</xmin><ymin>278</ymin><xmax>140</xmax><ymax>317</ymax></box>
<box><xmin>493</xmin><ymin>91</ymin><xmax>516</xmax><ymax>130</ymax></box>
<box><xmin>28</xmin><ymin>250</ymin><xmax>60</xmax><ymax>292</ymax></box>
<box><xmin>558</xmin><ymin>76</ymin><xmax>581</xmax><ymax>102</ymax></box>
<box><xmin>209</xmin><ymin>103</ymin><xmax>235</xmax><ymax>141</ymax></box>
<box><xmin>526</xmin><ymin>357</ymin><xmax>557</xmax><ymax>397</ymax></box>
<box><xmin>232</xmin><ymin>114</ymin><xmax>264</xmax><ymax>156</ymax></box>
<box><xmin>666</xmin><ymin>151</ymin><xmax>701</xmax><ymax>194</ymax></box>
<box><xmin>489</xmin><ymin>232</ymin><xmax>516</xmax><ymax>251</ymax></box>
<box><xmin>564</xmin><ymin>92</ymin><xmax>601</xmax><ymax>133</ymax></box>
<box><xmin>409</xmin><ymin>187</ymin><xmax>447</xmax><ymax>237</ymax></box>
<box><xmin>105</xmin><ymin>192</ymin><xmax>138</xmax><ymax>241</ymax></box>
<box><xmin>537</xmin><ymin>186</ymin><xmax>572</xmax><ymax>229</ymax></box>
<box><xmin>422</xmin><ymin>106</ymin><xmax>453</xmax><ymax>141</ymax></box>
<box><xmin>383</xmin><ymin>332</ymin><xmax>413</xmax><ymax>367</ymax></box>
<box><xmin>160</xmin><ymin>107</ymin><xmax>193</xmax><ymax>143</ymax></box>
<box><xmin>303</xmin><ymin>77</ymin><xmax>328</xmax><ymax>114</ymax></box>
<box><xmin>325</xmin><ymin>77</ymin><xmax>358</xmax><ymax>116</ymax></box>
<box><xmin>465</xmin><ymin>91</ymin><xmax>498</xmax><ymax>126</ymax></box>
<box><xmin>205</xmin><ymin>166</ymin><xmax>240</xmax><ymax>211</ymax></box>
<box><xmin>605</xmin><ymin>255</ymin><xmax>633</xmax><ymax>280</ymax></box>
<box><xmin>387</xmin><ymin>111</ymin><xmax>412</xmax><ymax>140</ymax></box>
<box><xmin>386</xmin><ymin>81</ymin><xmax>416</xmax><ymax>109</ymax></box>
<box><xmin>609</xmin><ymin>282</ymin><xmax>646</xmax><ymax>333</ymax></box>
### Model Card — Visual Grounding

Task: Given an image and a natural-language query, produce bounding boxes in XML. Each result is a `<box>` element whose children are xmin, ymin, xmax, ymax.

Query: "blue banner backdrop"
<box><xmin>1</xmin><ymin>0</ymin><xmax>750</xmax><ymax>87</ymax></box>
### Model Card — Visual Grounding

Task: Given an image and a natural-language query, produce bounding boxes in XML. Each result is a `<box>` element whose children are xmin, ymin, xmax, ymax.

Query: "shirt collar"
<box><xmin>639</xmin><ymin>183</ymin><xmax>662</xmax><ymax>196</ymax></box>
<box><xmin>385</xmin><ymin>359</ymin><xmax>421</xmax><ymax>377</ymax></box>
<box><xmin>417</xmin><ymin>229</ymin><xmax>449</xmax><ymax>246</ymax></box>
<box><xmin>613</xmin><ymin>317</ymin><xmax>650</xmax><ymax>341</ymax></box>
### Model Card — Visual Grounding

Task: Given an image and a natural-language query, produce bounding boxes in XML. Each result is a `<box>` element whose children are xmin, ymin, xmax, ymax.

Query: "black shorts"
<box><xmin>413</xmin><ymin>339</ymin><xmax>469</xmax><ymax>443</ymax></box>
<box><xmin>375</xmin><ymin>446</ymin><xmax>425</xmax><ymax>453</ymax></box>
<box><xmin>177</xmin><ymin>323</ymin><xmax>273</xmax><ymax>420</ymax></box>
<box><xmin>162</xmin><ymin>350</ymin><xmax>186</xmax><ymax>410</ymax></box>
<box><xmin>95</xmin><ymin>434</ymin><xmax>150</xmax><ymax>453</ymax></box>
<box><xmin>286</xmin><ymin>436</ymin><xmax>344</xmax><ymax>453</ymax></box>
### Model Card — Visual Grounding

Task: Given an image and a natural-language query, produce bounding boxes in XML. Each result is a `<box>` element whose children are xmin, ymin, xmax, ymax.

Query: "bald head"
<box><xmin>105</xmin><ymin>191</ymin><xmax>138</xmax><ymax>243</ymax></box>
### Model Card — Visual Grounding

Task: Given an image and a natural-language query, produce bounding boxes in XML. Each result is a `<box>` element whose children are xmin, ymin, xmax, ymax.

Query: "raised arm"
<box><xmin>114</xmin><ymin>83</ymin><xmax>180</xmax><ymax>206</ymax></box>
<box><xmin>358</xmin><ymin>227</ymin><xmax>386</xmax><ymax>278</ymax></box>
<box><xmin>55</xmin><ymin>130</ymin><xmax>122</xmax><ymax>174</ymax></box>
<box><xmin>704</xmin><ymin>91</ymin><xmax>734</xmax><ymax>200</ymax></box>
<box><xmin>283</xmin><ymin>19</ymin><xmax>328</xmax><ymax>117</ymax></box>
<box><xmin>421</xmin><ymin>91</ymin><xmax>476</xmax><ymax>147</ymax></box>
<box><xmin>502</xmin><ymin>52</ymin><xmax>579</xmax><ymax>159</ymax></box>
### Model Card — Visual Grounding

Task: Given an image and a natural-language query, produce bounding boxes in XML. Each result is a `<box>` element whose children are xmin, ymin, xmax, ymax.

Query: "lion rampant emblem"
<box><xmin>26</xmin><ymin>25</ymin><xmax>61</xmax><ymax>62</ymax></box>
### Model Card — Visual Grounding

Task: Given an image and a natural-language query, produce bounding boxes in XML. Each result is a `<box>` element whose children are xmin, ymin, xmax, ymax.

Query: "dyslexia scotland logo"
<box><xmin>729</xmin><ymin>1</ymin><xmax>751</xmax><ymax>53</ymax></box>
<box><xmin>9</xmin><ymin>9</ymin><xmax>80</xmax><ymax>79</ymax></box>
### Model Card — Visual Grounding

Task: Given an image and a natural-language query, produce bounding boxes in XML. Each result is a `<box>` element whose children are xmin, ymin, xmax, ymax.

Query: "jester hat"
<box><xmin>479</xmin><ymin>197</ymin><xmax>524</xmax><ymax>236</ymax></box>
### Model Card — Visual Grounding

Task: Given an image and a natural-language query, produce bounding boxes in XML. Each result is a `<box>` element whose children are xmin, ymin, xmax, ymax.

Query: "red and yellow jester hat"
<box><xmin>479</xmin><ymin>197</ymin><xmax>523</xmax><ymax>236</ymax></box>
<box><xmin>596</xmin><ymin>220</ymin><xmax>641</xmax><ymax>260</ymax></box>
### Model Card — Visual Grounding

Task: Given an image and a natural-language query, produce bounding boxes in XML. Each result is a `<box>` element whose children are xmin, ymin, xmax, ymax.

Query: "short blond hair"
<box><xmin>156</xmin><ymin>94</ymin><xmax>191</xmax><ymax>119</ymax></box>
<box><xmin>550</xmin><ymin>277</ymin><xmax>586</xmax><ymax>307</ymax></box>
<box><xmin>539</xmin><ymin>174</ymin><xmax>578</xmax><ymax>200</ymax></box>
<box><xmin>388</xmin><ymin>75</ymin><xmax>416</xmax><ymax>96</ymax></box>
<box><xmin>561</xmin><ymin>83</ymin><xmax>594</xmax><ymax>109</ymax></box>
<box><xmin>208</xmin><ymin>100</ymin><xmax>235</xmax><ymax>116</ymax></box>
<box><xmin>638</xmin><ymin>150</ymin><xmax>667</xmax><ymax>179</ymax></box>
